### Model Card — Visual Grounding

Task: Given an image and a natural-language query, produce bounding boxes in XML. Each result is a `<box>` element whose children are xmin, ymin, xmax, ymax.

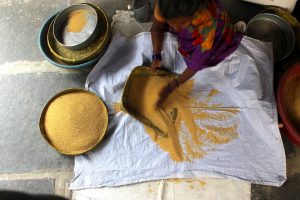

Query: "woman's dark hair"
<box><xmin>158</xmin><ymin>0</ymin><xmax>211</xmax><ymax>20</ymax></box>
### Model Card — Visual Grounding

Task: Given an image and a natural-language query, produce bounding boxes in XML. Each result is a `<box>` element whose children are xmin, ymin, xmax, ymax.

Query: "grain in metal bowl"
<box><xmin>47</xmin><ymin>3</ymin><xmax>111</xmax><ymax>64</ymax></box>
<box><xmin>262</xmin><ymin>6</ymin><xmax>300</xmax><ymax>52</ymax></box>
<box><xmin>121</xmin><ymin>66</ymin><xmax>177</xmax><ymax>137</ymax></box>
<box><xmin>39</xmin><ymin>89</ymin><xmax>108</xmax><ymax>155</ymax></box>
<box><xmin>53</xmin><ymin>4</ymin><xmax>99</xmax><ymax>50</ymax></box>
<box><xmin>38</xmin><ymin>13</ymin><xmax>105</xmax><ymax>69</ymax></box>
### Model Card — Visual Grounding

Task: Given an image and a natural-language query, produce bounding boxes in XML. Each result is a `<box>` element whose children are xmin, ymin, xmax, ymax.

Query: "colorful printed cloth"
<box><xmin>155</xmin><ymin>0</ymin><xmax>243</xmax><ymax>71</ymax></box>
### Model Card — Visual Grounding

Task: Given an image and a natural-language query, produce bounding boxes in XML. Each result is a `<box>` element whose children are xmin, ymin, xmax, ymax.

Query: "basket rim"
<box><xmin>277</xmin><ymin>63</ymin><xmax>300</xmax><ymax>145</ymax></box>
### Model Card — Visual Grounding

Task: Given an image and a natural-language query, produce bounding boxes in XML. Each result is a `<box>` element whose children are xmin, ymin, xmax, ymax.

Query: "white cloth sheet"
<box><xmin>72</xmin><ymin>178</ymin><xmax>251</xmax><ymax>200</ymax></box>
<box><xmin>70</xmin><ymin>32</ymin><xmax>286</xmax><ymax>189</ymax></box>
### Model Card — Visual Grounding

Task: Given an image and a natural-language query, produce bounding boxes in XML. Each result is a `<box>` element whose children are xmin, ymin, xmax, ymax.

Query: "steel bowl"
<box><xmin>121</xmin><ymin>66</ymin><xmax>177</xmax><ymax>137</ymax></box>
<box><xmin>47</xmin><ymin>3</ymin><xmax>111</xmax><ymax>64</ymax></box>
<box><xmin>53</xmin><ymin>4</ymin><xmax>99</xmax><ymax>50</ymax></box>
<box><xmin>246</xmin><ymin>13</ymin><xmax>295</xmax><ymax>61</ymax></box>
<box><xmin>133</xmin><ymin>0</ymin><xmax>150</xmax><ymax>22</ymax></box>
<box><xmin>262</xmin><ymin>6</ymin><xmax>300</xmax><ymax>52</ymax></box>
<box><xmin>38</xmin><ymin>13</ymin><xmax>107</xmax><ymax>69</ymax></box>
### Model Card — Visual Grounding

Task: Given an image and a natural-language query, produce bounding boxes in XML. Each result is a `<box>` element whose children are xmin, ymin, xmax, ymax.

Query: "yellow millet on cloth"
<box><xmin>44</xmin><ymin>91</ymin><xmax>107</xmax><ymax>154</ymax></box>
<box><xmin>67</xmin><ymin>10</ymin><xmax>88</xmax><ymax>32</ymax></box>
<box><xmin>113</xmin><ymin>103</ymin><xmax>122</xmax><ymax>113</ymax></box>
<box><xmin>127</xmin><ymin>75</ymin><xmax>239</xmax><ymax>162</ymax></box>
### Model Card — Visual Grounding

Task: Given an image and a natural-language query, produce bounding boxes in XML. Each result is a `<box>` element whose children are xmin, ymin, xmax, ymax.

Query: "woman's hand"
<box><xmin>156</xmin><ymin>68</ymin><xmax>197</xmax><ymax>107</ymax></box>
<box><xmin>156</xmin><ymin>79</ymin><xmax>179</xmax><ymax>107</ymax></box>
<box><xmin>151</xmin><ymin>60</ymin><xmax>162</xmax><ymax>71</ymax></box>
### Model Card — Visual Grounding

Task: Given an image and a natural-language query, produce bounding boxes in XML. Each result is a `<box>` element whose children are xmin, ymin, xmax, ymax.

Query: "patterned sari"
<box><xmin>154</xmin><ymin>0</ymin><xmax>243</xmax><ymax>71</ymax></box>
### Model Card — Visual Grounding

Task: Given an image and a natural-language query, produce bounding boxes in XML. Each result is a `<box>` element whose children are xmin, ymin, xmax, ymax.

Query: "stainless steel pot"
<box><xmin>133</xmin><ymin>0</ymin><xmax>150</xmax><ymax>22</ymax></box>
<box><xmin>246</xmin><ymin>13</ymin><xmax>295</xmax><ymax>61</ymax></box>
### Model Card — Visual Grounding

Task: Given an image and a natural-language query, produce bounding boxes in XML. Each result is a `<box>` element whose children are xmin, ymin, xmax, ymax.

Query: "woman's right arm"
<box><xmin>150</xmin><ymin>17</ymin><xmax>165</xmax><ymax>70</ymax></box>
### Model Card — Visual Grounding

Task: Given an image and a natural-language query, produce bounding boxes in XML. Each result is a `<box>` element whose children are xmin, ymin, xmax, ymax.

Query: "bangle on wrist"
<box><xmin>152</xmin><ymin>53</ymin><xmax>162</xmax><ymax>61</ymax></box>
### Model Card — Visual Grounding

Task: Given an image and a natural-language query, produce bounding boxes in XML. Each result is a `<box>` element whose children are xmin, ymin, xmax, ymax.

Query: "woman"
<box><xmin>151</xmin><ymin>0</ymin><xmax>243</xmax><ymax>106</ymax></box>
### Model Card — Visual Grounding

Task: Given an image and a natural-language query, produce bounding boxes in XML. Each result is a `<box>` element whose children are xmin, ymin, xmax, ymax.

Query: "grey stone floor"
<box><xmin>0</xmin><ymin>0</ymin><xmax>299</xmax><ymax>199</ymax></box>
<box><xmin>0</xmin><ymin>0</ymin><xmax>131</xmax><ymax>198</ymax></box>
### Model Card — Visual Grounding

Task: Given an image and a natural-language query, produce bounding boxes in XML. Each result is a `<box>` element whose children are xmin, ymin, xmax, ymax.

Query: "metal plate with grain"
<box><xmin>121</xmin><ymin>66</ymin><xmax>177</xmax><ymax>137</ymax></box>
<box><xmin>47</xmin><ymin>3</ymin><xmax>111</xmax><ymax>64</ymax></box>
<box><xmin>53</xmin><ymin>4</ymin><xmax>99</xmax><ymax>50</ymax></box>
<box><xmin>246</xmin><ymin>13</ymin><xmax>295</xmax><ymax>61</ymax></box>
<box><xmin>39</xmin><ymin>13</ymin><xmax>105</xmax><ymax>69</ymax></box>
<box><xmin>39</xmin><ymin>89</ymin><xmax>108</xmax><ymax>155</ymax></box>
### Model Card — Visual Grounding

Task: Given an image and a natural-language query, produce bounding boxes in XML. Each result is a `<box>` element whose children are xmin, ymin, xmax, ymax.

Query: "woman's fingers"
<box><xmin>150</xmin><ymin>60</ymin><xmax>162</xmax><ymax>70</ymax></box>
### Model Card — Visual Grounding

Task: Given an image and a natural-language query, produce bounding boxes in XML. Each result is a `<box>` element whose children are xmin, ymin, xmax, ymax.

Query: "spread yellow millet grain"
<box><xmin>126</xmin><ymin>75</ymin><xmax>239</xmax><ymax>162</ymax></box>
<box><xmin>44</xmin><ymin>91</ymin><xmax>107</xmax><ymax>154</ymax></box>
<box><xmin>113</xmin><ymin>103</ymin><xmax>122</xmax><ymax>113</ymax></box>
<box><xmin>67</xmin><ymin>10</ymin><xmax>88</xmax><ymax>32</ymax></box>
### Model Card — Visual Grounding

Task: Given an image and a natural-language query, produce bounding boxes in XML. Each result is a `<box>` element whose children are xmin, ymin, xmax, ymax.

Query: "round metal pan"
<box><xmin>53</xmin><ymin>4</ymin><xmax>99</xmax><ymax>50</ymax></box>
<box><xmin>246</xmin><ymin>13</ymin><xmax>295</xmax><ymax>61</ymax></box>
<box><xmin>262</xmin><ymin>6</ymin><xmax>300</xmax><ymax>52</ymax></box>
<box><xmin>39</xmin><ymin>88</ymin><xmax>108</xmax><ymax>155</ymax></box>
<box><xmin>47</xmin><ymin>3</ymin><xmax>111</xmax><ymax>64</ymax></box>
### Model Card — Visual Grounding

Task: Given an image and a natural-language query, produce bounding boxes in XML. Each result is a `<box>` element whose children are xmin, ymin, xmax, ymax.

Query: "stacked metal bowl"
<box><xmin>39</xmin><ymin>3</ymin><xmax>110</xmax><ymax>69</ymax></box>
<box><xmin>245</xmin><ymin>7</ymin><xmax>298</xmax><ymax>61</ymax></box>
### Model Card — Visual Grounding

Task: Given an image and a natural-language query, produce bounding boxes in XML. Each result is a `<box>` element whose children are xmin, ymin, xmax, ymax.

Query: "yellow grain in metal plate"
<box><xmin>39</xmin><ymin>88</ymin><xmax>108</xmax><ymax>155</ymax></box>
<box><xmin>47</xmin><ymin>3</ymin><xmax>111</xmax><ymax>64</ymax></box>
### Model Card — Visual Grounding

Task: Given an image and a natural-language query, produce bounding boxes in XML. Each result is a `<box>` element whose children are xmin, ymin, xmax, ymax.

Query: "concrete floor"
<box><xmin>0</xmin><ymin>0</ymin><xmax>299</xmax><ymax>199</ymax></box>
